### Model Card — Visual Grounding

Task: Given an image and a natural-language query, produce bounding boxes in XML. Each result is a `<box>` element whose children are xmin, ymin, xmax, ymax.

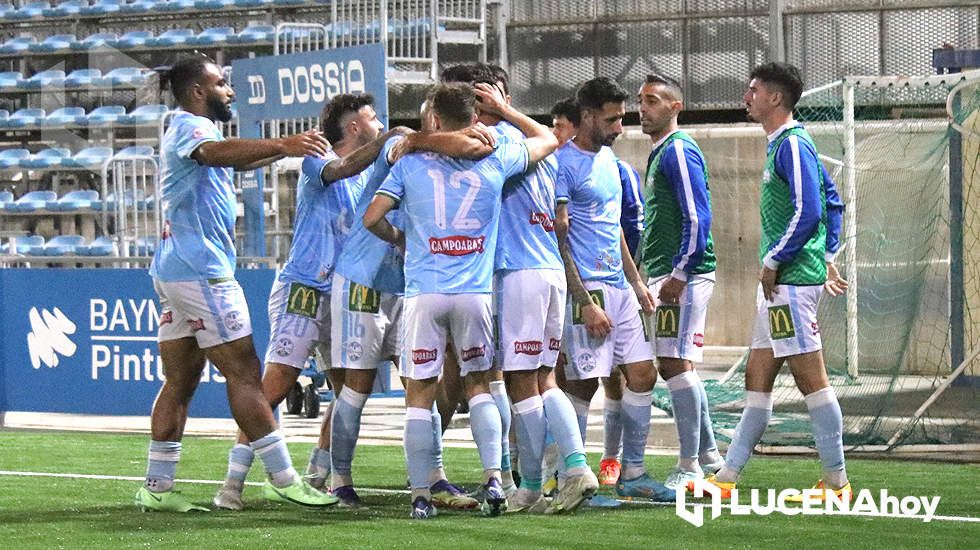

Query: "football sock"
<box><xmin>145</xmin><ymin>440</ymin><xmax>180</xmax><ymax>492</ymax></box>
<box><xmin>405</xmin><ymin>407</ymin><xmax>434</xmax><ymax>496</ymax></box>
<box><xmin>696</xmin><ymin>377</ymin><xmax>722</xmax><ymax>463</ymax></box>
<box><xmin>251</xmin><ymin>430</ymin><xmax>298</xmax><ymax>488</ymax></box>
<box><xmin>542</xmin><ymin>388</ymin><xmax>588</xmax><ymax>476</ymax></box>
<box><xmin>330</xmin><ymin>386</ymin><xmax>368</xmax><ymax>489</ymax></box>
<box><xmin>428</xmin><ymin>402</ymin><xmax>447</xmax><ymax>484</ymax></box>
<box><xmin>717</xmin><ymin>391</ymin><xmax>773</xmax><ymax>483</ymax></box>
<box><xmin>513</xmin><ymin>395</ymin><xmax>546</xmax><ymax>492</ymax></box>
<box><xmin>665</xmin><ymin>371</ymin><xmax>703</xmax><ymax>472</ymax></box>
<box><xmin>602</xmin><ymin>398</ymin><xmax>623</xmax><ymax>461</ymax></box>
<box><xmin>225</xmin><ymin>443</ymin><xmax>253</xmax><ymax>485</ymax></box>
<box><xmin>805</xmin><ymin>386</ymin><xmax>848</xmax><ymax>489</ymax></box>
<box><xmin>621</xmin><ymin>388</ymin><xmax>653</xmax><ymax>480</ymax></box>
<box><xmin>468</xmin><ymin>393</ymin><xmax>503</xmax><ymax>475</ymax></box>
<box><xmin>490</xmin><ymin>381</ymin><xmax>514</xmax><ymax>487</ymax></box>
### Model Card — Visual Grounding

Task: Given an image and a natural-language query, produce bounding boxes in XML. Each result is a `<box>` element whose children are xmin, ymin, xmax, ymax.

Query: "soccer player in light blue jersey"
<box><xmin>555</xmin><ymin>77</ymin><xmax>675</xmax><ymax>503</ymax></box>
<box><xmin>364</xmin><ymin>82</ymin><xmax>559</xmax><ymax>519</ymax></box>
<box><xmin>213</xmin><ymin>93</ymin><xmax>406</xmax><ymax>510</ymax></box>
<box><xmin>138</xmin><ymin>55</ymin><xmax>336</xmax><ymax>512</ymax></box>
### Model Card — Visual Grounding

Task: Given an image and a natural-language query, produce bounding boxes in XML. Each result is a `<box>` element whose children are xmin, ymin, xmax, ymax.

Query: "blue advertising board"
<box><xmin>0</xmin><ymin>268</ymin><xmax>275</xmax><ymax>418</ymax></box>
<box><xmin>231</xmin><ymin>45</ymin><xmax>388</xmax><ymax>257</ymax></box>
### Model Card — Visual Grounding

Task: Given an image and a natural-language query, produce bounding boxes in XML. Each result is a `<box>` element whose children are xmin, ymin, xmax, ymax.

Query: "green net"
<box><xmin>654</xmin><ymin>75</ymin><xmax>980</xmax><ymax>449</ymax></box>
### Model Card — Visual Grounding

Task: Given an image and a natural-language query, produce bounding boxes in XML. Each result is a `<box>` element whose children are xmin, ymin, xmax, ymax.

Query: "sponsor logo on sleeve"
<box><xmin>429</xmin><ymin>236</ymin><xmax>485</xmax><ymax>256</ymax></box>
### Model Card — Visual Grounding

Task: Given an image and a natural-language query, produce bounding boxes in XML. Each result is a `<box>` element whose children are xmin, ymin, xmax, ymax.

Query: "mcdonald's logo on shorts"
<box><xmin>768</xmin><ymin>305</ymin><xmax>796</xmax><ymax>340</ymax></box>
<box><xmin>348</xmin><ymin>282</ymin><xmax>381</xmax><ymax>313</ymax></box>
<box><xmin>572</xmin><ymin>289</ymin><xmax>605</xmax><ymax>325</ymax></box>
<box><xmin>287</xmin><ymin>282</ymin><xmax>319</xmax><ymax>319</ymax></box>
<box><xmin>655</xmin><ymin>305</ymin><xmax>680</xmax><ymax>338</ymax></box>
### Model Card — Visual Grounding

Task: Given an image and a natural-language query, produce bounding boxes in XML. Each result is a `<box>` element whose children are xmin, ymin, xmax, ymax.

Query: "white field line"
<box><xmin>0</xmin><ymin>469</ymin><xmax>977</xmax><ymax>523</ymax></box>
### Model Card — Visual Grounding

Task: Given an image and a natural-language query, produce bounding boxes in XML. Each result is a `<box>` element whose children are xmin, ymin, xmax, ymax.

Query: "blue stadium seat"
<box><xmin>102</xmin><ymin>188</ymin><xmax>148</xmax><ymax>211</ymax></box>
<box><xmin>43</xmin><ymin>0</ymin><xmax>86</xmax><ymax>17</ymax></box>
<box><xmin>3</xmin><ymin>108</ymin><xmax>45</xmax><ymax>129</ymax></box>
<box><xmin>41</xmin><ymin>106</ymin><xmax>85</xmax><ymax>127</ymax></box>
<box><xmin>273</xmin><ymin>0</ymin><xmax>305</xmax><ymax>5</ymax></box>
<box><xmin>5</xmin><ymin>2</ymin><xmax>49</xmax><ymax>20</ymax></box>
<box><xmin>194</xmin><ymin>0</ymin><xmax>233</xmax><ymax>8</ymax></box>
<box><xmin>21</xmin><ymin>147</ymin><xmax>71</xmax><ymax>169</ymax></box>
<box><xmin>228</xmin><ymin>24</ymin><xmax>275</xmax><ymax>44</ymax></box>
<box><xmin>114</xmin><ymin>145</ymin><xmax>155</xmax><ymax>159</ymax></box>
<box><xmin>62</xmin><ymin>146</ymin><xmax>113</xmax><ymax>169</ymax></box>
<box><xmin>109</xmin><ymin>30</ymin><xmax>153</xmax><ymax>49</ymax></box>
<box><xmin>64</xmin><ymin>68</ymin><xmax>101</xmax><ymax>87</ymax></box>
<box><xmin>29</xmin><ymin>234</ymin><xmax>85</xmax><ymax>256</ymax></box>
<box><xmin>84</xmin><ymin>105</ymin><xmax>125</xmax><ymax>126</ymax></box>
<box><xmin>0</xmin><ymin>148</ymin><xmax>30</xmax><ymax>168</ymax></box>
<box><xmin>80</xmin><ymin>0</ymin><xmax>121</xmax><ymax>16</ymax></box>
<box><xmin>0</xmin><ymin>234</ymin><xmax>43</xmax><ymax>254</ymax></box>
<box><xmin>119</xmin><ymin>0</ymin><xmax>153</xmax><ymax>14</ymax></box>
<box><xmin>0</xmin><ymin>190</ymin><xmax>12</xmax><ymax>207</ymax></box>
<box><xmin>46</xmin><ymin>189</ymin><xmax>99</xmax><ymax>211</ymax></box>
<box><xmin>6</xmin><ymin>190</ymin><xmax>56</xmax><ymax>212</ymax></box>
<box><xmin>117</xmin><ymin>104</ymin><xmax>167</xmax><ymax>126</ymax></box>
<box><xmin>153</xmin><ymin>0</ymin><xmax>195</xmax><ymax>12</ymax></box>
<box><xmin>29</xmin><ymin>33</ymin><xmax>75</xmax><ymax>53</ymax></box>
<box><xmin>0</xmin><ymin>71</ymin><xmax>20</xmax><ymax>90</ymax></box>
<box><xmin>76</xmin><ymin>235</ymin><xmax>116</xmax><ymax>256</ymax></box>
<box><xmin>0</xmin><ymin>3</ymin><xmax>13</xmax><ymax>18</ymax></box>
<box><xmin>71</xmin><ymin>32</ymin><xmax>117</xmax><ymax>51</ymax></box>
<box><xmin>233</xmin><ymin>0</ymin><xmax>270</xmax><ymax>7</ymax></box>
<box><xmin>0</xmin><ymin>36</ymin><xmax>36</xmax><ymax>54</ymax></box>
<box><xmin>188</xmin><ymin>26</ymin><xmax>235</xmax><ymax>46</ymax></box>
<box><xmin>18</xmin><ymin>69</ymin><xmax>66</xmax><ymax>89</ymax></box>
<box><xmin>146</xmin><ymin>28</ymin><xmax>195</xmax><ymax>48</ymax></box>
<box><xmin>93</xmin><ymin>67</ymin><xmax>148</xmax><ymax>87</ymax></box>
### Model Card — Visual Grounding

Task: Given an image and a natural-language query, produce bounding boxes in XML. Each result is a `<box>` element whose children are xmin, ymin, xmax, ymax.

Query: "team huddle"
<box><xmin>135</xmin><ymin>55</ymin><xmax>852</xmax><ymax>518</ymax></box>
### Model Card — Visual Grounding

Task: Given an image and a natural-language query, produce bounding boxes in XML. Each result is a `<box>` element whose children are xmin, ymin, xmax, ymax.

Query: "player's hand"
<box><xmin>394</xmin><ymin>229</ymin><xmax>406</xmax><ymax>255</ymax></box>
<box><xmin>389</xmin><ymin>138</ymin><xmax>412</xmax><ymax>163</ymax></box>
<box><xmin>824</xmin><ymin>261</ymin><xmax>848</xmax><ymax>297</ymax></box>
<box><xmin>460</xmin><ymin>122</ymin><xmax>496</xmax><ymax>147</ymax></box>
<box><xmin>280</xmin><ymin>129</ymin><xmax>331</xmax><ymax>158</ymax></box>
<box><xmin>760</xmin><ymin>266</ymin><xmax>778</xmax><ymax>301</ymax></box>
<box><xmin>657</xmin><ymin>277</ymin><xmax>686</xmax><ymax>307</ymax></box>
<box><xmin>582</xmin><ymin>302</ymin><xmax>612</xmax><ymax>339</ymax></box>
<box><xmin>473</xmin><ymin>82</ymin><xmax>508</xmax><ymax>116</ymax></box>
<box><xmin>632</xmin><ymin>279</ymin><xmax>655</xmax><ymax>314</ymax></box>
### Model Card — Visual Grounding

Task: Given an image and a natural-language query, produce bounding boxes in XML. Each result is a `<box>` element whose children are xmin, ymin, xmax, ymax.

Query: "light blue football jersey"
<box><xmin>493</xmin><ymin>121</ymin><xmax>563</xmax><ymax>272</ymax></box>
<box><xmin>377</xmin><ymin>143</ymin><xmax>529</xmax><ymax>297</ymax></box>
<box><xmin>278</xmin><ymin>150</ymin><xmax>368</xmax><ymax>292</ymax></box>
<box><xmin>555</xmin><ymin>141</ymin><xmax>626</xmax><ymax>288</ymax></box>
<box><xmin>335</xmin><ymin>135</ymin><xmax>406</xmax><ymax>294</ymax></box>
<box><xmin>150</xmin><ymin>111</ymin><xmax>237</xmax><ymax>282</ymax></box>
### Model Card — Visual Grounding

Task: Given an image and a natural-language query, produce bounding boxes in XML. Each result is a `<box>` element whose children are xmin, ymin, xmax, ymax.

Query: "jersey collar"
<box><xmin>767</xmin><ymin>119</ymin><xmax>800</xmax><ymax>143</ymax></box>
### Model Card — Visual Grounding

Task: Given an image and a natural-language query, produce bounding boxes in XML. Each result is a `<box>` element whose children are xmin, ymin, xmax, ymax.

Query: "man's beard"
<box><xmin>208</xmin><ymin>96</ymin><xmax>233</xmax><ymax>122</ymax></box>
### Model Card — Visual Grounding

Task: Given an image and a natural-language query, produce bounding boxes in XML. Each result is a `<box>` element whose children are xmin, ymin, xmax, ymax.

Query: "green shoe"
<box><xmin>263</xmin><ymin>479</ymin><xmax>339</xmax><ymax>507</ymax></box>
<box><xmin>135</xmin><ymin>486</ymin><xmax>210</xmax><ymax>512</ymax></box>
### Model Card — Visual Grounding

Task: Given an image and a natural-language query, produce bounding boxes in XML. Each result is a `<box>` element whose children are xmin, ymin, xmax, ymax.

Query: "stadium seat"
<box><xmin>62</xmin><ymin>146</ymin><xmax>113</xmax><ymax>169</ymax></box>
<box><xmin>41</xmin><ymin>106</ymin><xmax>85</xmax><ymax>127</ymax></box>
<box><xmin>80</xmin><ymin>0</ymin><xmax>121</xmax><ymax>16</ymax></box>
<box><xmin>5</xmin><ymin>190</ymin><xmax>56</xmax><ymax>212</ymax></box>
<box><xmin>76</xmin><ymin>235</ymin><xmax>116</xmax><ymax>256</ymax></box>
<box><xmin>3</xmin><ymin>108</ymin><xmax>45</xmax><ymax>129</ymax></box>
<box><xmin>273</xmin><ymin>0</ymin><xmax>305</xmax><ymax>5</ymax></box>
<box><xmin>18</xmin><ymin>69</ymin><xmax>66</xmax><ymax>89</ymax></box>
<box><xmin>64</xmin><ymin>68</ymin><xmax>101</xmax><ymax>87</ymax></box>
<box><xmin>109</xmin><ymin>30</ymin><xmax>153</xmax><ymax>49</ymax></box>
<box><xmin>93</xmin><ymin>67</ymin><xmax>149</xmax><ymax>87</ymax></box>
<box><xmin>0</xmin><ymin>71</ymin><xmax>20</xmax><ymax>90</ymax></box>
<box><xmin>114</xmin><ymin>145</ymin><xmax>155</xmax><ymax>159</ymax></box>
<box><xmin>0</xmin><ymin>148</ymin><xmax>30</xmax><ymax>168</ymax></box>
<box><xmin>28</xmin><ymin>234</ymin><xmax>84</xmax><ymax>256</ymax></box>
<box><xmin>71</xmin><ymin>32</ymin><xmax>117</xmax><ymax>51</ymax></box>
<box><xmin>43</xmin><ymin>0</ymin><xmax>86</xmax><ymax>17</ymax></box>
<box><xmin>117</xmin><ymin>104</ymin><xmax>168</xmax><ymax>126</ymax></box>
<box><xmin>0</xmin><ymin>36</ymin><xmax>36</xmax><ymax>54</ymax></box>
<box><xmin>84</xmin><ymin>105</ymin><xmax>125</xmax><ymax>126</ymax></box>
<box><xmin>194</xmin><ymin>0</ymin><xmax>233</xmax><ymax>8</ymax></box>
<box><xmin>0</xmin><ymin>190</ymin><xmax>12</xmax><ymax>207</ymax></box>
<box><xmin>28</xmin><ymin>33</ymin><xmax>75</xmax><ymax>52</ymax></box>
<box><xmin>46</xmin><ymin>189</ymin><xmax>99</xmax><ymax>211</ymax></box>
<box><xmin>20</xmin><ymin>147</ymin><xmax>71</xmax><ymax>169</ymax></box>
<box><xmin>102</xmin><ymin>188</ymin><xmax>148</xmax><ymax>211</ymax></box>
<box><xmin>0</xmin><ymin>234</ymin><xmax>43</xmax><ymax>254</ymax></box>
<box><xmin>5</xmin><ymin>2</ymin><xmax>49</xmax><ymax>20</ymax></box>
<box><xmin>188</xmin><ymin>26</ymin><xmax>235</xmax><ymax>46</ymax></box>
<box><xmin>153</xmin><ymin>0</ymin><xmax>195</xmax><ymax>12</ymax></box>
<box><xmin>228</xmin><ymin>24</ymin><xmax>275</xmax><ymax>44</ymax></box>
<box><xmin>146</xmin><ymin>28</ymin><xmax>195</xmax><ymax>48</ymax></box>
<box><xmin>118</xmin><ymin>0</ymin><xmax>153</xmax><ymax>14</ymax></box>
<box><xmin>232</xmin><ymin>0</ymin><xmax>271</xmax><ymax>7</ymax></box>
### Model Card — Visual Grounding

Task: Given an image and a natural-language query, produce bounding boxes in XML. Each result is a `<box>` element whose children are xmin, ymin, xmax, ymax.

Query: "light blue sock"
<box><xmin>541</xmin><ymin>388</ymin><xmax>587</xmax><ymax>471</ymax></box>
<box><xmin>429</xmin><ymin>402</ymin><xmax>445</xmax><ymax>483</ymax></box>
<box><xmin>567</xmin><ymin>393</ymin><xmax>590</xmax><ymax>445</ymax></box>
<box><xmin>696</xmin><ymin>378</ymin><xmax>721</xmax><ymax>459</ymax></box>
<box><xmin>145</xmin><ymin>440</ymin><xmax>180</xmax><ymax>492</ymax></box>
<box><xmin>621</xmin><ymin>388</ymin><xmax>653</xmax><ymax>480</ymax></box>
<box><xmin>251</xmin><ymin>430</ymin><xmax>298</xmax><ymax>488</ymax></box>
<box><xmin>490</xmin><ymin>381</ymin><xmax>512</xmax><ymax>475</ymax></box>
<box><xmin>468</xmin><ymin>393</ymin><xmax>503</xmax><ymax>473</ymax></box>
<box><xmin>513</xmin><ymin>395</ymin><xmax>546</xmax><ymax>491</ymax></box>
<box><xmin>405</xmin><ymin>407</ymin><xmax>434</xmax><ymax>492</ymax></box>
<box><xmin>805</xmin><ymin>386</ymin><xmax>847</xmax><ymax>483</ymax></box>
<box><xmin>721</xmin><ymin>391</ymin><xmax>773</xmax><ymax>479</ymax></box>
<box><xmin>225</xmin><ymin>443</ymin><xmax>253</xmax><ymax>484</ymax></box>
<box><xmin>305</xmin><ymin>446</ymin><xmax>331</xmax><ymax>489</ymax></box>
<box><xmin>330</xmin><ymin>386</ymin><xmax>369</xmax><ymax>483</ymax></box>
<box><xmin>602</xmin><ymin>398</ymin><xmax>623</xmax><ymax>460</ymax></box>
<box><xmin>665</xmin><ymin>371</ymin><xmax>702</xmax><ymax>471</ymax></box>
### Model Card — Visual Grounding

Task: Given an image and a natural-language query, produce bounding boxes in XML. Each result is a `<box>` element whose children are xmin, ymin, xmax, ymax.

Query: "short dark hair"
<box><xmin>486</xmin><ymin>64</ymin><xmax>510</xmax><ymax>96</ymax></box>
<box><xmin>644</xmin><ymin>73</ymin><xmax>683</xmax><ymax>101</ymax></box>
<box><xmin>166</xmin><ymin>54</ymin><xmax>217</xmax><ymax>104</ymax></box>
<box><xmin>320</xmin><ymin>93</ymin><xmax>375</xmax><ymax>145</ymax></box>
<box><xmin>441</xmin><ymin>62</ymin><xmax>505</xmax><ymax>94</ymax></box>
<box><xmin>427</xmin><ymin>83</ymin><xmax>475</xmax><ymax>129</ymax></box>
<box><xmin>750</xmin><ymin>62</ymin><xmax>804</xmax><ymax>110</ymax></box>
<box><xmin>576</xmin><ymin>77</ymin><xmax>628</xmax><ymax>112</ymax></box>
<box><xmin>550</xmin><ymin>97</ymin><xmax>580</xmax><ymax>126</ymax></box>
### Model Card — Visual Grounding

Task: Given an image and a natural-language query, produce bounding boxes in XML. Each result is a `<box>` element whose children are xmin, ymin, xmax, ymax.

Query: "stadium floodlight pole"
<box><xmin>843</xmin><ymin>78</ymin><xmax>859</xmax><ymax>380</ymax></box>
